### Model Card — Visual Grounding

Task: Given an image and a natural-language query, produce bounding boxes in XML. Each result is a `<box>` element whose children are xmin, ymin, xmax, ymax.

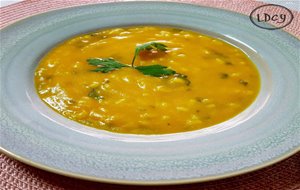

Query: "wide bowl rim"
<box><xmin>1</xmin><ymin>147</ymin><xmax>299</xmax><ymax>185</ymax></box>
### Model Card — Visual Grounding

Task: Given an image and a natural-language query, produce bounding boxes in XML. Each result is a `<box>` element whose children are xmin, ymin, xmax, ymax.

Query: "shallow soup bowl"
<box><xmin>0</xmin><ymin>2</ymin><xmax>299</xmax><ymax>185</ymax></box>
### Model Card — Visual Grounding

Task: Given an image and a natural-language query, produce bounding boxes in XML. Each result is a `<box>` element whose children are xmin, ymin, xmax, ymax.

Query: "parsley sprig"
<box><xmin>87</xmin><ymin>42</ymin><xmax>190</xmax><ymax>84</ymax></box>
<box><xmin>135</xmin><ymin>64</ymin><xmax>176</xmax><ymax>77</ymax></box>
<box><xmin>88</xmin><ymin>58</ymin><xmax>129</xmax><ymax>73</ymax></box>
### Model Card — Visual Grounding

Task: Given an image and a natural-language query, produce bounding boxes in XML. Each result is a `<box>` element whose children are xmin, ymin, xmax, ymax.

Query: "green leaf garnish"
<box><xmin>87</xmin><ymin>42</ymin><xmax>190</xmax><ymax>85</ymax></box>
<box><xmin>131</xmin><ymin>42</ymin><xmax>167</xmax><ymax>67</ymax></box>
<box><xmin>135</xmin><ymin>64</ymin><xmax>176</xmax><ymax>77</ymax></box>
<box><xmin>87</xmin><ymin>58</ymin><xmax>128</xmax><ymax>73</ymax></box>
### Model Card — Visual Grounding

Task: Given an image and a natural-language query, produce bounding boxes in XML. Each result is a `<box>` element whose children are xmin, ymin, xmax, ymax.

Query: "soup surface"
<box><xmin>35</xmin><ymin>26</ymin><xmax>260</xmax><ymax>134</ymax></box>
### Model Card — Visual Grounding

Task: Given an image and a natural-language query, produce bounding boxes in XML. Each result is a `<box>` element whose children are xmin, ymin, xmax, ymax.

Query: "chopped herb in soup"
<box><xmin>35</xmin><ymin>26</ymin><xmax>260</xmax><ymax>134</ymax></box>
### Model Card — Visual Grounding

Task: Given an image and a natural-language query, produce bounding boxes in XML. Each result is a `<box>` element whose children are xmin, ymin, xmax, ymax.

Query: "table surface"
<box><xmin>0</xmin><ymin>0</ymin><xmax>299</xmax><ymax>189</ymax></box>
<box><xmin>1</xmin><ymin>0</ymin><xmax>299</xmax><ymax>10</ymax></box>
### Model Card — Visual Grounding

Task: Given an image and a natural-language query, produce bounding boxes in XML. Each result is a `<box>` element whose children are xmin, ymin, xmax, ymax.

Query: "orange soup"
<box><xmin>35</xmin><ymin>26</ymin><xmax>260</xmax><ymax>134</ymax></box>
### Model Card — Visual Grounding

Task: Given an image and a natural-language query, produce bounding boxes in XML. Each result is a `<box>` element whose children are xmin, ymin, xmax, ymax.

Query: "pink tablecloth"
<box><xmin>1</xmin><ymin>0</ymin><xmax>299</xmax><ymax>189</ymax></box>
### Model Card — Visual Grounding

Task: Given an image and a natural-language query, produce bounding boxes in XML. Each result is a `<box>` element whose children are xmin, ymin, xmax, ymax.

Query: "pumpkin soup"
<box><xmin>35</xmin><ymin>26</ymin><xmax>260</xmax><ymax>134</ymax></box>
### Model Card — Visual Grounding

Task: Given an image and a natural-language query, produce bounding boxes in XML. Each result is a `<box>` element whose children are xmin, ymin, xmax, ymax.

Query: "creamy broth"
<box><xmin>35</xmin><ymin>26</ymin><xmax>260</xmax><ymax>134</ymax></box>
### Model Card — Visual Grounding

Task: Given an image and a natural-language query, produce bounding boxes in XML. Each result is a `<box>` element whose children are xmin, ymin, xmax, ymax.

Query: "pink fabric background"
<box><xmin>1</xmin><ymin>0</ymin><xmax>299</xmax><ymax>189</ymax></box>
